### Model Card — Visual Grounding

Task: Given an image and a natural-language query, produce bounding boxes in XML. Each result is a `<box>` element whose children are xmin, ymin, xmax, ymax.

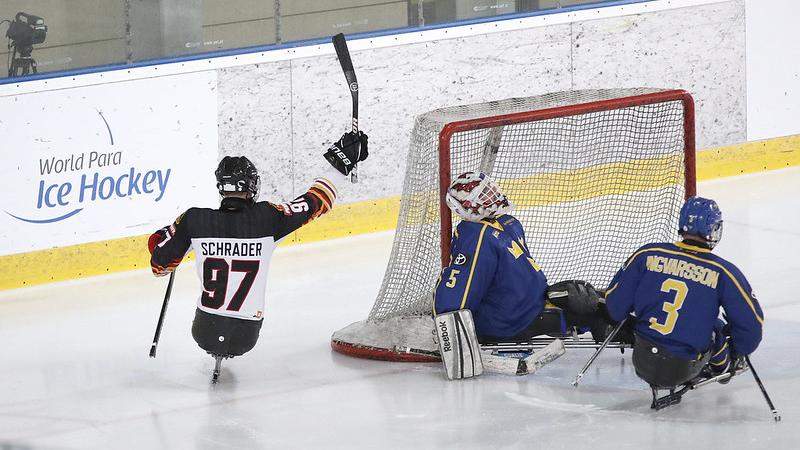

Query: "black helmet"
<box><xmin>215</xmin><ymin>156</ymin><xmax>260</xmax><ymax>200</ymax></box>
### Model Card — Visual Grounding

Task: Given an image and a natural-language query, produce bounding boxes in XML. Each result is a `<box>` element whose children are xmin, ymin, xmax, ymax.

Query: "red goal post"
<box><xmin>332</xmin><ymin>88</ymin><xmax>696</xmax><ymax>362</ymax></box>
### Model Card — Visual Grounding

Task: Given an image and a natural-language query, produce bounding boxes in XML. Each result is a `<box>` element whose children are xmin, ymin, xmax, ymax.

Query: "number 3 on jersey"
<box><xmin>201</xmin><ymin>258</ymin><xmax>260</xmax><ymax>311</ymax></box>
<box><xmin>649</xmin><ymin>278</ymin><xmax>688</xmax><ymax>335</ymax></box>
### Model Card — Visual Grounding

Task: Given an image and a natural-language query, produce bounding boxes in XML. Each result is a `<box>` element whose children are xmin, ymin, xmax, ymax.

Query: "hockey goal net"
<box><xmin>332</xmin><ymin>88</ymin><xmax>696</xmax><ymax>362</ymax></box>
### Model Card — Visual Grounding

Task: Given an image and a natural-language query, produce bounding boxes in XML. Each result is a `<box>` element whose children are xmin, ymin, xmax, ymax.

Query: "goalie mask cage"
<box><xmin>333</xmin><ymin>88</ymin><xmax>695</xmax><ymax>362</ymax></box>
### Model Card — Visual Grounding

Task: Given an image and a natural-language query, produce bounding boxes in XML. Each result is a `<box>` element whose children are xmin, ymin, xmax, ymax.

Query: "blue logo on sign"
<box><xmin>4</xmin><ymin>110</ymin><xmax>172</xmax><ymax>224</ymax></box>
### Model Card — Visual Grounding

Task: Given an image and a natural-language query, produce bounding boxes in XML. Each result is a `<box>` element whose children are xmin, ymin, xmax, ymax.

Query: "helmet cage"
<box><xmin>706</xmin><ymin>221</ymin><xmax>723</xmax><ymax>249</ymax></box>
<box><xmin>445</xmin><ymin>172</ymin><xmax>513</xmax><ymax>222</ymax></box>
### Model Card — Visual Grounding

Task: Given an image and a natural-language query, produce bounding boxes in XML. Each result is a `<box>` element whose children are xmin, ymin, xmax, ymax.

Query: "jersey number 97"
<box><xmin>201</xmin><ymin>258</ymin><xmax>261</xmax><ymax>311</ymax></box>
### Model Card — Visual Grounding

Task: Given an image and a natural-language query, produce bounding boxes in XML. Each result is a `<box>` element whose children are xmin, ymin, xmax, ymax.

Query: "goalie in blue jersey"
<box><xmin>431</xmin><ymin>172</ymin><xmax>603</xmax><ymax>379</ymax></box>
<box><xmin>605</xmin><ymin>196</ymin><xmax>763</xmax><ymax>389</ymax></box>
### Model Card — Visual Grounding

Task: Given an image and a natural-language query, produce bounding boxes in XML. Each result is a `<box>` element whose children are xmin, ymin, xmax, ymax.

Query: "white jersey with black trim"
<box><xmin>149</xmin><ymin>179</ymin><xmax>338</xmax><ymax>322</ymax></box>
<box><xmin>191</xmin><ymin>237</ymin><xmax>276</xmax><ymax>321</ymax></box>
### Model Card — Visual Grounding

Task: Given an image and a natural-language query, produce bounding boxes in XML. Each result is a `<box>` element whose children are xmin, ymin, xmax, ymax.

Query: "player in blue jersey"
<box><xmin>433</xmin><ymin>172</ymin><xmax>547</xmax><ymax>341</ymax></box>
<box><xmin>433</xmin><ymin>172</ymin><xmax>605</xmax><ymax>342</ymax></box>
<box><xmin>604</xmin><ymin>196</ymin><xmax>763</xmax><ymax>389</ymax></box>
<box><xmin>430</xmin><ymin>172</ymin><xmax>600</xmax><ymax>379</ymax></box>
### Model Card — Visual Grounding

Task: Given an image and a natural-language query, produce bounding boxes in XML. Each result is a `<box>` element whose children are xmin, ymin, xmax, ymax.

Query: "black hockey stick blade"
<box><xmin>149</xmin><ymin>271</ymin><xmax>175</xmax><ymax>358</ymax></box>
<box><xmin>331</xmin><ymin>33</ymin><xmax>360</xmax><ymax>183</ymax></box>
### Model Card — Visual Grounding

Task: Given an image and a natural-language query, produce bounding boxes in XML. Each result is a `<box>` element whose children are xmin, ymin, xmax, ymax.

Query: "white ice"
<box><xmin>1</xmin><ymin>168</ymin><xmax>799</xmax><ymax>449</ymax></box>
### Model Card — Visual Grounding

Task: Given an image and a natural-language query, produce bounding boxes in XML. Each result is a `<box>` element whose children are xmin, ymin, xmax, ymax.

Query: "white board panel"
<box><xmin>0</xmin><ymin>72</ymin><xmax>219</xmax><ymax>255</ymax></box>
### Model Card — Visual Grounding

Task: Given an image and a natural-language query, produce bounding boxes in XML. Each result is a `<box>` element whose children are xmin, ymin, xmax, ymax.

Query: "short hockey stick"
<box><xmin>331</xmin><ymin>32</ymin><xmax>360</xmax><ymax>184</ymax></box>
<box><xmin>149</xmin><ymin>271</ymin><xmax>175</xmax><ymax>358</ymax></box>
<box><xmin>746</xmin><ymin>355</ymin><xmax>781</xmax><ymax>422</ymax></box>
<box><xmin>572</xmin><ymin>317</ymin><xmax>628</xmax><ymax>387</ymax></box>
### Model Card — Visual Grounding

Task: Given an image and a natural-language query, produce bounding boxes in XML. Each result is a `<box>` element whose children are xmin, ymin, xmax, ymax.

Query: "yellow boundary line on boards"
<box><xmin>2</xmin><ymin>134</ymin><xmax>799</xmax><ymax>290</ymax></box>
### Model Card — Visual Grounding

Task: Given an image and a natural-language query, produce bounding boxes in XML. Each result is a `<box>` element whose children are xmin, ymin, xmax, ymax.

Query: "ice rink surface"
<box><xmin>1</xmin><ymin>168</ymin><xmax>799</xmax><ymax>450</ymax></box>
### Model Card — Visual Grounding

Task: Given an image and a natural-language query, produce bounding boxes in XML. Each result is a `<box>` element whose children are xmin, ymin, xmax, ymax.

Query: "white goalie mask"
<box><xmin>445</xmin><ymin>172</ymin><xmax>514</xmax><ymax>222</ymax></box>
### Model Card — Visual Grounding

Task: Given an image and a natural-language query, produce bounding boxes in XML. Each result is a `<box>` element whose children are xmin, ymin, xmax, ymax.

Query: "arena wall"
<box><xmin>1</xmin><ymin>0</ymin><xmax>798</xmax><ymax>290</ymax></box>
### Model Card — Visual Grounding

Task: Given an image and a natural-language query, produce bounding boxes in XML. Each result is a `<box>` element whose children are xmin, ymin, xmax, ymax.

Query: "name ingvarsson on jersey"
<box><xmin>200</xmin><ymin>242</ymin><xmax>263</xmax><ymax>257</ymax></box>
<box><xmin>645</xmin><ymin>255</ymin><xmax>719</xmax><ymax>288</ymax></box>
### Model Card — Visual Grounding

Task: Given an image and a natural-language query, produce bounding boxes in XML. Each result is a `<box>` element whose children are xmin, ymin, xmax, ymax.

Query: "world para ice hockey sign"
<box><xmin>10</xmin><ymin>120</ymin><xmax>171</xmax><ymax>224</ymax></box>
<box><xmin>0</xmin><ymin>72</ymin><xmax>218</xmax><ymax>255</ymax></box>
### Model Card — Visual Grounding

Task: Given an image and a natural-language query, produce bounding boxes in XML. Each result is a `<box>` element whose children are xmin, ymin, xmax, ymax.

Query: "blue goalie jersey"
<box><xmin>605</xmin><ymin>241</ymin><xmax>763</xmax><ymax>359</ymax></box>
<box><xmin>433</xmin><ymin>215</ymin><xmax>548</xmax><ymax>338</ymax></box>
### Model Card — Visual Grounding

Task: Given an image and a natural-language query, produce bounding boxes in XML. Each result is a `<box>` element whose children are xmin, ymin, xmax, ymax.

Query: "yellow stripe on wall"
<box><xmin>696</xmin><ymin>134</ymin><xmax>800</xmax><ymax>180</ymax></box>
<box><xmin>0</xmin><ymin>197</ymin><xmax>400</xmax><ymax>290</ymax></box>
<box><xmin>1</xmin><ymin>235</ymin><xmax>154</xmax><ymax>289</ymax></box>
<box><xmin>2</xmin><ymin>134</ymin><xmax>799</xmax><ymax>291</ymax></box>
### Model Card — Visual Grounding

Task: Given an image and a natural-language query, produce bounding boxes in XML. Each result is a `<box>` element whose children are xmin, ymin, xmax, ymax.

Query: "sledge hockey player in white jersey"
<box><xmin>432</xmin><ymin>172</ymin><xmax>583</xmax><ymax>380</ymax></box>
<box><xmin>148</xmin><ymin>131</ymin><xmax>368</xmax><ymax>379</ymax></box>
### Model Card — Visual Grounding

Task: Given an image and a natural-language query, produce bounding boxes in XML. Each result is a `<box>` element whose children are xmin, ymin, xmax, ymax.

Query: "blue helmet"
<box><xmin>678</xmin><ymin>196</ymin><xmax>723</xmax><ymax>248</ymax></box>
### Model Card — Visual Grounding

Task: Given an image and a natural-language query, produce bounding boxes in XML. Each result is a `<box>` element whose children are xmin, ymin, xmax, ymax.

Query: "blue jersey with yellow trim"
<box><xmin>605</xmin><ymin>241</ymin><xmax>763</xmax><ymax>359</ymax></box>
<box><xmin>433</xmin><ymin>214</ymin><xmax>548</xmax><ymax>338</ymax></box>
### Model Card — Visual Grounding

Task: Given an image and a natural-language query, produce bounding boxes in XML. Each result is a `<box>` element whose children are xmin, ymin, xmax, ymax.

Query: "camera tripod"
<box><xmin>8</xmin><ymin>44</ymin><xmax>37</xmax><ymax>77</ymax></box>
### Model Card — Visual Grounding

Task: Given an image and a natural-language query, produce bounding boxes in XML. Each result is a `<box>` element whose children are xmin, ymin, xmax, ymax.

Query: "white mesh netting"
<box><xmin>333</xmin><ymin>88</ymin><xmax>693</xmax><ymax>360</ymax></box>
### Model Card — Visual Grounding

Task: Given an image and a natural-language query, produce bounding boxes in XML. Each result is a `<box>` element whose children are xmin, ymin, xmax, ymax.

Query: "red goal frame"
<box><xmin>330</xmin><ymin>89</ymin><xmax>696</xmax><ymax>363</ymax></box>
<box><xmin>437</xmin><ymin>89</ymin><xmax>696</xmax><ymax>268</ymax></box>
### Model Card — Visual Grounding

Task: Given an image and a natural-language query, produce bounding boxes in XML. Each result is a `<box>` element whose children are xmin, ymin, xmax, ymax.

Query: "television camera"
<box><xmin>5</xmin><ymin>12</ymin><xmax>48</xmax><ymax>77</ymax></box>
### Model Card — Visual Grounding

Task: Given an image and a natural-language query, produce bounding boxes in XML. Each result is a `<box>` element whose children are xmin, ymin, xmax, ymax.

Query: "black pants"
<box><xmin>191</xmin><ymin>308</ymin><xmax>263</xmax><ymax>357</ymax></box>
<box><xmin>632</xmin><ymin>333</ymin><xmax>710</xmax><ymax>388</ymax></box>
<box><xmin>479</xmin><ymin>308</ymin><xmax>566</xmax><ymax>343</ymax></box>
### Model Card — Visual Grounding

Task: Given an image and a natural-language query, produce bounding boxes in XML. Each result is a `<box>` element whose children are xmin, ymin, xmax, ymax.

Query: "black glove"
<box><xmin>729</xmin><ymin>353</ymin><xmax>747</xmax><ymax>373</ymax></box>
<box><xmin>546</xmin><ymin>280</ymin><xmax>600</xmax><ymax>316</ymax></box>
<box><xmin>324</xmin><ymin>131</ymin><xmax>368</xmax><ymax>175</ymax></box>
<box><xmin>717</xmin><ymin>352</ymin><xmax>746</xmax><ymax>384</ymax></box>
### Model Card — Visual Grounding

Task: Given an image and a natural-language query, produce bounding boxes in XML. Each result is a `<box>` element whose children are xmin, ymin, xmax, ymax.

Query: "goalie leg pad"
<box><xmin>436</xmin><ymin>310</ymin><xmax>483</xmax><ymax>380</ymax></box>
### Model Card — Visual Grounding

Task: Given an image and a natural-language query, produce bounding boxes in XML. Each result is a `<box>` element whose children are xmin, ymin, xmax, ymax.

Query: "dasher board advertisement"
<box><xmin>0</xmin><ymin>71</ymin><xmax>219</xmax><ymax>256</ymax></box>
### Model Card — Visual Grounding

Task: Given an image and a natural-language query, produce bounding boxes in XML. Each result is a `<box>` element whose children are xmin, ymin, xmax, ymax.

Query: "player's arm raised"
<box><xmin>270</xmin><ymin>130</ymin><xmax>368</xmax><ymax>240</ymax></box>
<box><xmin>269</xmin><ymin>178</ymin><xmax>338</xmax><ymax>240</ymax></box>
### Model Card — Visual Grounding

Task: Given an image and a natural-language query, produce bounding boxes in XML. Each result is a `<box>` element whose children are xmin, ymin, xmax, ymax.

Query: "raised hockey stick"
<box><xmin>149</xmin><ymin>271</ymin><xmax>175</xmax><ymax>358</ymax></box>
<box><xmin>572</xmin><ymin>317</ymin><xmax>628</xmax><ymax>387</ymax></box>
<box><xmin>331</xmin><ymin>32</ymin><xmax>360</xmax><ymax>184</ymax></box>
<box><xmin>746</xmin><ymin>355</ymin><xmax>781</xmax><ymax>422</ymax></box>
